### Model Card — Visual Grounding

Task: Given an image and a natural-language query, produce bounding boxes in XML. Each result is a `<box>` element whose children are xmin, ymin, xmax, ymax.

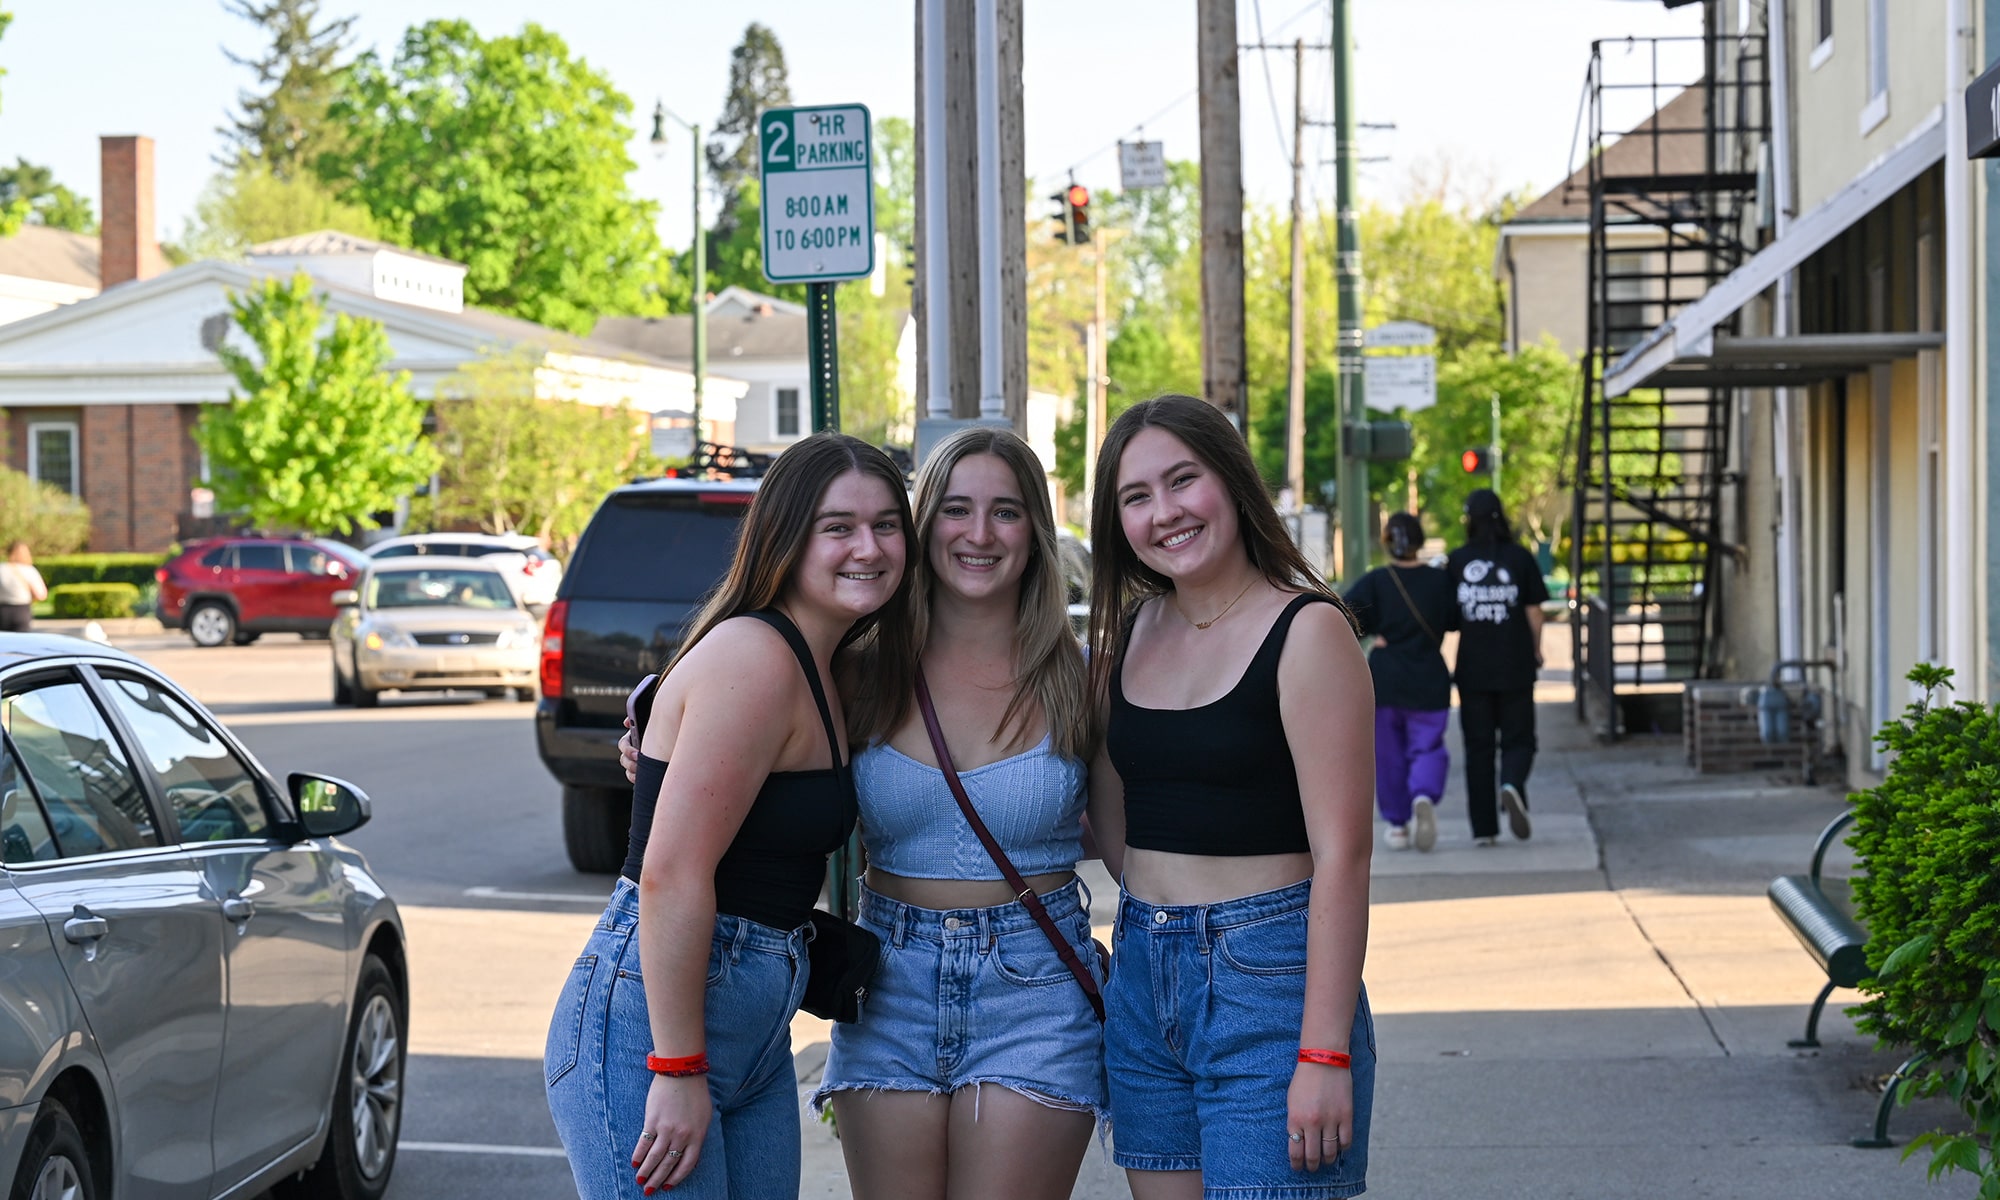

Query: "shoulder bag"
<box><xmin>913</xmin><ymin>667</ymin><xmax>1105</xmax><ymax>1022</ymax></box>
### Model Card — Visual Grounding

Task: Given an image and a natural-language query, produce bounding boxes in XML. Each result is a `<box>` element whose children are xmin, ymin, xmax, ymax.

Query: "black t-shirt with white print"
<box><xmin>1445</xmin><ymin>538</ymin><xmax>1549</xmax><ymax>693</ymax></box>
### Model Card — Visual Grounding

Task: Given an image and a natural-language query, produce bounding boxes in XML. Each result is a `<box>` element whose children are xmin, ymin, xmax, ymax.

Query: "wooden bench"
<box><xmin>1768</xmin><ymin>808</ymin><xmax>1926</xmax><ymax>1147</ymax></box>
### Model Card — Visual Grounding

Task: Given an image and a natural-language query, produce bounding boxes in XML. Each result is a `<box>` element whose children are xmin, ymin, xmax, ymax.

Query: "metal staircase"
<box><xmin>1567</xmin><ymin>33</ymin><xmax>1767</xmax><ymax>737</ymax></box>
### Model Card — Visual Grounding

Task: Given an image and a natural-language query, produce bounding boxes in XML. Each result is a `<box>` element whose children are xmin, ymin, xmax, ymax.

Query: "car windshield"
<box><xmin>366</xmin><ymin>568</ymin><xmax>517</xmax><ymax>611</ymax></box>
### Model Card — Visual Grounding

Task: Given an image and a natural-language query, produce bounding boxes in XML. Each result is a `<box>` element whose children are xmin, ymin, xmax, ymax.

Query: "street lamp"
<box><xmin>651</xmin><ymin>100</ymin><xmax>706</xmax><ymax>459</ymax></box>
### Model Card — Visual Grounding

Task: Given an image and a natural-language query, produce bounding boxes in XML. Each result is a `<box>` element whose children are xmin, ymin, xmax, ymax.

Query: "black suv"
<box><xmin>536</xmin><ymin>479</ymin><xmax>757</xmax><ymax>872</ymax></box>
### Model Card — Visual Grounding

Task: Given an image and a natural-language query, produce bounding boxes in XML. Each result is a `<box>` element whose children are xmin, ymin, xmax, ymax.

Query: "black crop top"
<box><xmin>622</xmin><ymin>610</ymin><xmax>856</xmax><ymax>931</ymax></box>
<box><xmin>1107</xmin><ymin>593</ymin><xmax>1337</xmax><ymax>856</ymax></box>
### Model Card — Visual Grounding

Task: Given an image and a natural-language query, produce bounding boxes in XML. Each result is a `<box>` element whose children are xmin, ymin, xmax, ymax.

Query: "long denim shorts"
<box><xmin>813</xmin><ymin>878</ymin><xmax>1107</xmax><ymax>1118</ymax></box>
<box><xmin>1105</xmin><ymin>878</ymin><xmax>1375</xmax><ymax>1198</ymax></box>
<box><xmin>546</xmin><ymin>878</ymin><xmax>811</xmax><ymax>1200</ymax></box>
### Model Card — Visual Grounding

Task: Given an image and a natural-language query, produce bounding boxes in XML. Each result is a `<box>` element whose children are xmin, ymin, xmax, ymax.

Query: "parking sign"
<box><xmin>759</xmin><ymin>104</ymin><xmax>876</xmax><ymax>284</ymax></box>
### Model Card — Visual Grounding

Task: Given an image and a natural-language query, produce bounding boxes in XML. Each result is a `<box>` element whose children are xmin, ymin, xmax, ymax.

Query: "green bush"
<box><xmin>1849</xmin><ymin>663</ymin><xmax>2000</xmax><ymax>1196</ymax></box>
<box><xmin>48</xmin><ymin>583</ymin><xmax>140</xmax><ymax>620</ymax></box>
<box><xmin>36</xmin><ymin>552</ymin><xmax>168</xmax><ymax>591</ymax></box>
<box><xmin>0</xmin><ymin>466</ymin><xmax>90</xmax><ymax>555</ymax></box>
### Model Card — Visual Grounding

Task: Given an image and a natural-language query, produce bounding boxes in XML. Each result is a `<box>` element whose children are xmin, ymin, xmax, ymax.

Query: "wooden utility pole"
<box><xmin>1197</xmin><ymin>0</ymin><xmax>1247</xmax><ymax>427</ymax></box>
<box><xmin>1285</xmin><ymin>36</ymin><xmax>1307</xmax><ymax>506</ymax></box>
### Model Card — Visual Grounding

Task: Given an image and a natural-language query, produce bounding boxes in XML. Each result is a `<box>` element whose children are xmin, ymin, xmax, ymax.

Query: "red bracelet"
<box><xmin>646</xmin><ymin>1052</ymin><xmax>710</xmax><ymax>1076</ymax></box>
<box><xmin>1298</xmin><ymin>1048</ymin><xmax>1352</xmax><ymax>1069</ymax></box>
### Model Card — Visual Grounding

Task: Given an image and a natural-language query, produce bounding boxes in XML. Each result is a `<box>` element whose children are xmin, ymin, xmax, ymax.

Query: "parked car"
<box><xmin>364</xmin><ymin>533</ymin><xmax>563</xmax><ymax>608</ymax></box>
<box><xmin>156</xmin><ymin>537</ymin><xmax>367</xmax><ymax>648</ymax></box>
<box><xmin>0</xmin><ymin>632</ymin><xmax>405</xmax><ymax>1200</ymax></box>
<box><xmin>330</xmin><ymin>558</ymin><xmax>541</xmax><ymax>707</ymax></box>
<box><xmin>536</xmin><ymin>480</ymin><xmax>757</xmax><ymax>872</ymax></box>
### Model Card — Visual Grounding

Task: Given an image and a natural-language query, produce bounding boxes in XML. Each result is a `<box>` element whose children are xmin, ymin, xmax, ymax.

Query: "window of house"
<box><xmin>26</xmin><ymin>422</ymin><xmax>78</xmax><ymax>495</ymax></box>
<box><xmin>1860</xmin><ymin>0</ymin><xmax>1889</xmax><ymax>132</ymax></box>
<box><xmin>776</xmin><ymin>387</ymin><xmax>802</xmax><ymax>438</ymax></box>
<box><xmin>1816</xmin><ymin>0</ymin><xmax>1832</xmax><ymax>45</ymax></box>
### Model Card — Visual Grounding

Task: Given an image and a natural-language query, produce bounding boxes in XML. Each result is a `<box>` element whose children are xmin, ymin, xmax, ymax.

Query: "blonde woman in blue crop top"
<box><xmin>814</xmin><ymin>426</ymin><xmax>1104</xmax><ymax>1200</ymax></box>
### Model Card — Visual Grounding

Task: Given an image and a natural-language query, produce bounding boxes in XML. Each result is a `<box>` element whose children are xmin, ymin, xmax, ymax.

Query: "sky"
<box><xmin>0</xmin><ymin>0</ymin><xmax>1702</xmax><ymax>253</ymax></box>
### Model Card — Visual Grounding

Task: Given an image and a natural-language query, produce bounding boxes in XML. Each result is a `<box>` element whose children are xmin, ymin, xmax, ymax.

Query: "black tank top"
<box><xmin>1108</xmin><ymin>593</ymin><xmax>1337</xmax><ymax>856</ymax></box>
<box><xmin>623</xmin><ymin>609</ymin><xmax>857</xmax><ymax>930</ymax></box>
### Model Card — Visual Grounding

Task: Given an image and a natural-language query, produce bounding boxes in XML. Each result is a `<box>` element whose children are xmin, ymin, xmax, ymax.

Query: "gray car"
<box><xmin>0</xmin><ymin>633</ymin><xmax>406</xmax><ymax>1200</ymax></box>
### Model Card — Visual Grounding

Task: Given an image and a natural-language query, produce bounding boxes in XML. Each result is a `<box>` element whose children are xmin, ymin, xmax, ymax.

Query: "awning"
<box><xmin>1604</xmin><ymin>106</ymin><xmax>1947</xmax><ymax>398</ymax></box>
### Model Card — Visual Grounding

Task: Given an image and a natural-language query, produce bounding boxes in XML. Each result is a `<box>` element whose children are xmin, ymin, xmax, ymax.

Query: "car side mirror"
<box><xmin>289</xmin><ymin>773</ymin><xmax>371</xmax><ymax>837</ymax></box>
<box><xmin>330</xmin><ymin>589</ymin><xmax>359</xmax><ymax>608</ymax></box>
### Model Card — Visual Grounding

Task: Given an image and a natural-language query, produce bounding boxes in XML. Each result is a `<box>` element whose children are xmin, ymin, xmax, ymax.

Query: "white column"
<box><xmin>1769</xmin><ymin>0</ymin><xmax>1803</xmax><ymax>666</ymax></box>
<box><xmin>922</xmin><ymin>0</ymin><xmax>952</xmax><ymax>418</ymax></box>
<box><xmin>1944</xmin><ymin>0</ymin><xmax>1978</xmax><ymax>687</ymax></box>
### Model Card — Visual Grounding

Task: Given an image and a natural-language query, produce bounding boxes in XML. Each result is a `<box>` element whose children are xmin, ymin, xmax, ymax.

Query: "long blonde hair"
<box><xmin>887</xmin><ymin>427</ymin><xmax>1090</xmax><ymax>760</ymax></box>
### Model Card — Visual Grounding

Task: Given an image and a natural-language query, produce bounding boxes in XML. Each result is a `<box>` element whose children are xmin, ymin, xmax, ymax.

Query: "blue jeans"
<box><xmin>546</xmin><ymin>878</ymin><xmax>811</xmax><ymax>1200</ymax></box>
<box><xmin>1105</xmin><ymin>879</ymin><xmax>1375</xmax><ymax>1198</ymax></box>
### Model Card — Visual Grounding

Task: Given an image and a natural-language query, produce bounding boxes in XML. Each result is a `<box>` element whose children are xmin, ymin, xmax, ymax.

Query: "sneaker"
<box><xmin>1500</xmin><ymin>783</ymin><xmax>1533</xmax><ymax>841</ymax></box>
<box><xmin>1384</xmin><ymin>824</ymin><xmax>1411</xmax><ymax>851</ymax></box>
<box><xmin>1410</xmin><ymin>797</ymin><xmax>1437</xmax><ymax>852</ymax></box>
<box><xmin>1474</xmin><ymin>835</ymin><xmax>1498</xmax><ymax>847</ymax></box>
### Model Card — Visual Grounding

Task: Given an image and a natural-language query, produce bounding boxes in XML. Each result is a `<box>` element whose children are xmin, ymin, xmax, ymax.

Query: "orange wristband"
<box><xmin>1298</xmin><ymin>1048</ymin><xmax>1352</xmax><ymax>1069</ymax></box>
<box><xmin>646</xmin><ymin>1052</ymin><xmax>710</xmax><ymax>1076</ymax></box>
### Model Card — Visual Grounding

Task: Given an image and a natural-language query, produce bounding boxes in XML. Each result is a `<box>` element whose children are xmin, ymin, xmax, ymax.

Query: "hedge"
<box><xmin>37</xmin><ymin>553</ymin><xmax>168</xmax><ymax>591</ymax></box>
<box><xmin>48</xmin><ymin>583</ymin><xmax>141</xmax><ymax>620</ymax></box>
<box><xmin>1849</xmin><ymin>663</ymin><xmax>2000</xmax><ymax>1196</ymax></box>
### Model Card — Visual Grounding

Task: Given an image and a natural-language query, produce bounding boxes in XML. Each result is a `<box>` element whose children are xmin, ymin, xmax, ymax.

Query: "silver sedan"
<box><xmin>330</xmin><ymin>558</ymin><xmax>541</xmax><ymax>707</ymax></box>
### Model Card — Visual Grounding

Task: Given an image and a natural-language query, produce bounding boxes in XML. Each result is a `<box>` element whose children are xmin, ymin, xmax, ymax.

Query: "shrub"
<box><xmin>0</xmin><ymin>466</ymin><xmax>90</xmax><ymax>555</ymax></box>
<box><xmin>48</xmin><ymin>583</ymin><xmax>140</xmax><ymax>620</ymax></box>
<box><xmin>36</xmin><ymin>553</ymin><xmax>168</xmax><ymax>591</ymax></box>
<box><xmin>1849</xmin><ymin>663</ymin><xmax>2000</xmax><ymax>1195</ymax></box>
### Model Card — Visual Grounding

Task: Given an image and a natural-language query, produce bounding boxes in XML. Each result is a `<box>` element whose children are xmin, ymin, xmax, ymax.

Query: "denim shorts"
<box><xmin>546</xmin><ymin>878</ymin><xmax>811</xmax><ymax>1200</ymax></box>
<box><xmin>812</xmin><ymin>878</ymin><xmax>1107</xmax><ymax>1118</ymax></box>
<box><xmin>1105</xmin><ymin>878</ymin><xmax>1376</xmax><ymax>1198</ymax></box>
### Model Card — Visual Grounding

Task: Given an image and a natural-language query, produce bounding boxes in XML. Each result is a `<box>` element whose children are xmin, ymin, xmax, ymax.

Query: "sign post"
<box><xmin>760</xmin><ymin>103</ymin><xmax>876</xmax><ymax>434</ymax></box>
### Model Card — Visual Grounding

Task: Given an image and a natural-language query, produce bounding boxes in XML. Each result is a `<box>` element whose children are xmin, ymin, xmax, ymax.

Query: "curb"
<box><xmin>30</xmin><ymin>617</ymin><xmax>167</xmax><ymax>638</ymax></box>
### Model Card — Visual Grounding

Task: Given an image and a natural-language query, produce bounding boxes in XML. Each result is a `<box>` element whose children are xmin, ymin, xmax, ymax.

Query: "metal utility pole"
<box><xmin>1285</xmin><ymin>36</ymin><xmax>1307</xmax><ymax>508</ymax></box>
<box><xmin>1197</xmin><ymin>0</ymin><xmax>1247</xmax><ymax>427</ymax></box>
<box><xmin>1333</xmin><ymin>0</ymin><xmax>1369</xmax><ymax>583</ymax></box>
<box><xmin>651</xmin><ymin>103</ymin><xmax>706</xmax><ymax>446</ymax></box>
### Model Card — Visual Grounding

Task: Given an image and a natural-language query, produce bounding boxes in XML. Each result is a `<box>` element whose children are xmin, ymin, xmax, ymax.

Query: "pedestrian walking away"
<box><xmin>545</xmin><ymin>433</ymin><xmax>917</xmax><ymax>1200</ymax></box>
<box><xmin>1445</xmin><ymin>488</ymin><xmax>1547</xmax><ymax>846</ymax></box>
<box><xmin>1085</xmin><ymin>394</ymin><xmax>1377</xmax><ymax>1199</ymax></box>
<box><xmin>0</xmin><ymin>541</ymin><xmax>49</xmax><ymax>633</ymax></box>
<box><xmin>1343</xmin><ymin>512</ymin><xmax>1452</xmax><ymax>852</ymax></box>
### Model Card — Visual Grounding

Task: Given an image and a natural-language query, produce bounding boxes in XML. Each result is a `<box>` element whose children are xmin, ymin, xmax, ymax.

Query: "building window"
<box><xmin>775</xmin><ymin>387</ymin><xmax>802</xmax><ymax>438</ymax></box>
<box><xmin>1816</xmin><ymin>0</ymin><xmax>1832</xmax><ymax>46</ymax></box>
<box><xmin>26</xmin><ymin>422</ymin><xmax>78</xmax><ymax>495</ymax></box>
<box><xmin>1860</xmin><ymin>0</ymin><xmax>1889</xmax><ymax>132</ymax></box>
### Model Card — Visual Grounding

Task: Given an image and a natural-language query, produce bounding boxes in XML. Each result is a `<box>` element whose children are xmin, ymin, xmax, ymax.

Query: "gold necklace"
<box><xmin>1175</xmin><ymin>576</ymin><xmax>1259</xmax><ymax>630</ymax></box>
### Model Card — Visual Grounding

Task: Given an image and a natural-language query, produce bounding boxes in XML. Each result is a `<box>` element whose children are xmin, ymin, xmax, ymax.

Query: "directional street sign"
<box><xmin>1364</xmin><ymin>320</ymin><xmax>1437</xmax><ymax>349</ymax></box>
<box><xmin>759</xmin><ymin>103</ymin><xmax>876</xmax><ymax>284</ymax></box>
<box><xmin>1119</xmin><ymin>141</ymin><xmax>1167</xmax><ymax>189</ymax></box>
<box><xmin>1363</xmin><ymin>354</ymin><xmax>1437</xmax><ymax>411</ymax></box>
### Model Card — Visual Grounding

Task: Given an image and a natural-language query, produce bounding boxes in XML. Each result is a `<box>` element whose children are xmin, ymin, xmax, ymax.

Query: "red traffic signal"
<box><xmin>1066</xmin><ymin>184</ymin><xmax>1091</xmax><ymax>244</ymax></box>
<box><xmin>1461</xmin><ymin>446</ymin><xmax>1493</xmax><ymax>474</ymax></box>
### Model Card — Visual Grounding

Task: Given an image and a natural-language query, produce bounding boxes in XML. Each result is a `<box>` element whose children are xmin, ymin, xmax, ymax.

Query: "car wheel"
<box><xmin>272</xmin><ymin>955</ymin><xmax>404</xmax><ymax>1200</ymax></box>
<box><xmin>332</xmin><ymin>661</ymin><xmax>354</xmax><ymax>707</ymax></box>
<box><xmin>563</xmin><ymin>785</ymin><xmax>631</xmax><ymax>874</ymax></box>
<box><xmin>8</xmin><ymin>1096</ymin><xmax>97</xmax><ymax>1200</ymax></box>
<box><xmin>484</xmin><ymin>687</ymin><xmax>513</xmax><ymax>701</ymax></box>
<box><xmin>187</xmin><ymin>602</ymin><xmax>236</xmax><ymax>648</ymax></box>
<box><xmin>351</xmin><ymin>653</ymin><xmax>379</xmax><ymax>709</ymax></box>
<box><xmin>233</xmin><ymin>631</ymin><xmax>262</xmax><ymax>646</ymax></box>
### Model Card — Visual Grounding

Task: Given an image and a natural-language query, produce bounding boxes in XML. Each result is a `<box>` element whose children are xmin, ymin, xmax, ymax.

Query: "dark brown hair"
<box><xmin>670</xmin><ymin>432</ymin><xmax>918</xmax><ymax>740</ymax></box>
<box><xmin>1085</xmin><ymin>395</ymin><xmax>1357</xmax><ymax>713</ymax></box>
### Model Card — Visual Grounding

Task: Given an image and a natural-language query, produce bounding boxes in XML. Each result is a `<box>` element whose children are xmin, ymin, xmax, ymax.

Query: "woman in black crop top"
<box><xmin>545</xmin><ymin>434</ymin><xmax>917</xmax><ymax>1200</ymax></box>
<box><xmin>1085</xmin><ymin>395</ymin><xmax>1379</xmax><ymax>1198</ymax></box>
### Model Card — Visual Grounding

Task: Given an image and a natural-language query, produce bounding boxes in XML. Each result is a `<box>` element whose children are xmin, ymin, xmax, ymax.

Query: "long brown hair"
<box><xmin>671</xmin><ymin>433</ymin><xmax>918</xmax><ymax>735</ymax></box>
<box><xmin>896</xmin><ymin>426</ymin><xmax>1090</xmax><ymax>760</ymax></box>
<box><xmin>1085</xmin><ymin>395</ymin><xmax>1357</xmax><ymax>712</ymax></box>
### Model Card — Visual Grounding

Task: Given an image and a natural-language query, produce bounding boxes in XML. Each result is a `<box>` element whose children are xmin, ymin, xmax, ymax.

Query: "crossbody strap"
<box><xmin>914</xmin><ymin>667</ymin><xmax>1104</xmax><ymax>1021</ymax></box>
<box><xmin>1384</xmin><ymin>566</ymin><xmax>1441</xmax><ymax>647</ymax></box>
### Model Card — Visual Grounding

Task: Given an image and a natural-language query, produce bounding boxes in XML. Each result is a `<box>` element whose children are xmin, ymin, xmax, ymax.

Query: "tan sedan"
<box><xmin>329</xmin><ymin>558</ymin><xmax>541</xmax><ymax>707</ymax></box>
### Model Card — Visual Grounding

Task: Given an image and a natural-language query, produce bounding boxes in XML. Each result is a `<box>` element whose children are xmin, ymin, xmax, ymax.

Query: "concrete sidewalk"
<box><xmin>794</xmin><ymin>688</ymin><xmax>1974</xmax><ymax>1198</ymax></box>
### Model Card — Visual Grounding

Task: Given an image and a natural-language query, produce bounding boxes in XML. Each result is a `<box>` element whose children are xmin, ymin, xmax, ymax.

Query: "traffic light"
<box><xmin>1066</xmin><ymin>183</ymin><xmax>1091</xmax><ymax>244</ymax></box>
<box><xmin>1461</xmin><ymin>446</ymin><xmax>1495</xmax><ymax>475</ymax></box>
<box><xmin>1048</xmin><ymin>190</ymin><xmax>1074</xmax><ymax>244</ymax></box>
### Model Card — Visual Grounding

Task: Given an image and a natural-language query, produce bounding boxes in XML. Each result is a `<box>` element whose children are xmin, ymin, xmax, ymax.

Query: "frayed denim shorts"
<box><xmin>1105</xmin><ymin>878</ymin><xmax>1375</xmax><ymax>1198</ymax></box>
<box><xmin>812</xmin><ymin>878</ymin><xmax>1107</xmax><ymax>1118</ymax></box>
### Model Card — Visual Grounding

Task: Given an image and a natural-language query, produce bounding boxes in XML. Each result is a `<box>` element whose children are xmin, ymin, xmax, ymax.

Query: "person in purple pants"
<box><xmin>1342</xmin><ymin>513</ymin><xmax>1455</xmax><ymax>851</ymax></box>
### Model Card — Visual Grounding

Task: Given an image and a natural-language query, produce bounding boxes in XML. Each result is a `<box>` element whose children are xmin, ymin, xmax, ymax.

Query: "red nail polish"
<box><xmin>645</xmin><ymin>1188</ymin><xmax>656</xmax><ymax>1197</ymax></box>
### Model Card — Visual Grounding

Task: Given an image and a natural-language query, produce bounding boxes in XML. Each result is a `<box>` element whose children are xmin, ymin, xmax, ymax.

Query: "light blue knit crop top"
<box><xmin>852</xmin><ymin>735</ymin><xmax>1087</xmax><ymax>880</ymax></box>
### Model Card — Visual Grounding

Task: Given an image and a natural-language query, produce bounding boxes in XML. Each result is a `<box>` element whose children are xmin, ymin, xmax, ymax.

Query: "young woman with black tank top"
<box><xmin>544</xmin><ymin>434</ymin><xmax>917</xmax><ymax>1200</ymax></box>
<box><xmin>1084</xmin><ymin>395</ymin><xmax>1377</xmax><ymax>1199</ymax></box>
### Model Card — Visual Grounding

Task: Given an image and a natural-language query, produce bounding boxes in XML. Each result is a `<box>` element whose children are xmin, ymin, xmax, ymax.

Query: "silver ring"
<box><xmin>638</xmin><ymin>1132</ymin><xmax>656</xmax><ymax>1141</ymax></box>
<box><xmin>1289</xmin><ymin>1131</ymin><xmax>1304</xmax><ymax>1142</ymax></box>
<box><xmin>665</xmin><ymin>1149</ymin><xmax>684</xmax><ymax>1159</ymax></box>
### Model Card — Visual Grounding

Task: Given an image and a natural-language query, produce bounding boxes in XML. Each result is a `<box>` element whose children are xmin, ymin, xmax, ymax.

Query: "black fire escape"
<box><xmin>1568</xmin><ymin>33</ymin><xmax>1766</xmax><ymax>737</ymax></box>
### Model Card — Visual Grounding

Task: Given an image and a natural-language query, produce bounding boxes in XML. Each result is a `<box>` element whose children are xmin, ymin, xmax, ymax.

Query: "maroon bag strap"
<box><xmin>914</xmin><ymin>667</ymin><xmax>1104</xmax><ymax>1021</ymax></box>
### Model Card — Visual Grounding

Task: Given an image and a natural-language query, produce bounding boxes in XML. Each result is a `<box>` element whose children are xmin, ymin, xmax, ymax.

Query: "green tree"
<box><xmin>707</xmin><ymin>23</ymin><xmax>792</xmax><ymax>245</ymax></box>
<box><xmin>423</xmin><ymin>347</ymin><xmax>656</xmax><ymax>554</ymax></box>
<box><xmin>0</xmin><ymin>158</ymin><xmax>95</xmax><ymax>233</ymax></box>
<box><xmin>1356</xmin><ymin>196</ymin><xmax>1504</xmax><ymax>359</ymax></box>
<box><xmin>320</xmin><ymin>20</ymin><xmax>672</xmax><ymax>334</ymax></box>
<box><xmin>220</xmin><ymin>0</ymin><xmax>356</xmax><ymax>178</ymax></box>
<box><xmin>1410</xmin><ymin>340</ymin><xmax>1576</xmax><ymax>544</ymax></box>
<box><xmin>0</xmin><ymin>7</ymin><xmax>26</xmax><ymax>237</ymax></box>
<box><xmin>193</xmin><ymin>272</ymin><xmax>440</xmax><ymax>534</ymax></box>
<box><xmin>0</xmin><ymin>465</ymin><xmax>90</xmax><ymax>555</ymax></box>
<box><xmin>169</xmin><ymin>163</ymin><xmax>379</xmax><ymax>262</ymax></box>
<box><xmin>874</xmin><ymin>117</ymin><xmax>915</xmax><ymax>262</ymax></box>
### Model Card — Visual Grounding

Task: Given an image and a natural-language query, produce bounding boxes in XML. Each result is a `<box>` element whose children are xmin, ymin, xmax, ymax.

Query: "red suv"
<box><xmin>156</xmin><ymin>537</ymin><xmax>367</xmax><ymax>647</ymax></box>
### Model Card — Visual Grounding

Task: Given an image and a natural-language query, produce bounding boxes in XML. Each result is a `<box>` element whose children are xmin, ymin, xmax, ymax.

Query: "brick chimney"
<box><xmin>100</xmin><ymin>135</ymin><xmax>165</xmax><ymax>288</ymax></box>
